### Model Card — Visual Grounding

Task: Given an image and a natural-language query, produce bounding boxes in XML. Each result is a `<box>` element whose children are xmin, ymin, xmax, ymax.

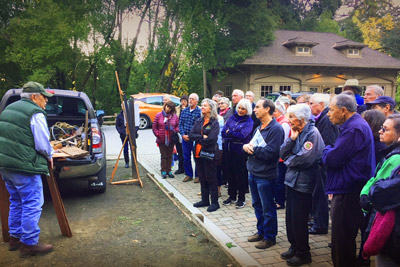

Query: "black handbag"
<box><xmin>199</xmin><ymin>150</ymin><xmax>215</xmax><ymax>160</ymax></box>
<box><xmin>171</xmin><ymin>132</ymin><xmax>180</xmax><ymax>144</ymax></box>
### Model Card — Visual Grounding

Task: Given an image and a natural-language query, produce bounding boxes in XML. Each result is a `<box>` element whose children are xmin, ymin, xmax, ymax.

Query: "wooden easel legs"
<box><xmin>110</xmin><ymin>136</ymin><xmax>143</xmax><ymax>187</ymax></box>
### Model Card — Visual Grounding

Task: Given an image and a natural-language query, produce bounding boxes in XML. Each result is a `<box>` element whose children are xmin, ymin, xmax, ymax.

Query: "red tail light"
<box><xmin>91</xmin><ymin>127</ymin><xmax>102</xmax><ymax>153</ymax></box>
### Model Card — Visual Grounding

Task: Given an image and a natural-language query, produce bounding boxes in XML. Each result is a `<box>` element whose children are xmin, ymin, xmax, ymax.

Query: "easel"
<box><xmin>110</xmin><ymin>71</ymin><xmax>143</xmax><ymax>187</ymax></box>
<box><xmin>0</xmin><ymin>162</ymin><xmax>72</xmax><ymax>243</ymax></box>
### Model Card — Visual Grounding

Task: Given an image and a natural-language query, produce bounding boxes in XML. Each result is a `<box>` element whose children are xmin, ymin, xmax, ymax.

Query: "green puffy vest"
<box><xmin>0</xmin><ymin>98</ymin><xmax>49</xmax><ymax>175</ymax></box>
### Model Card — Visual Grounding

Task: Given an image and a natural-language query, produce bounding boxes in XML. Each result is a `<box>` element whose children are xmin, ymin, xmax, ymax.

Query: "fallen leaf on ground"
<box><xmin>225</xmin><ymin>242</ymin><xmax>236</xmax><ymax>248</ymax></box>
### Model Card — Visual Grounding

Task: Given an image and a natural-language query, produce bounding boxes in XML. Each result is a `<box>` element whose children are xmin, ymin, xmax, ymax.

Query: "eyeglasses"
<box><xmin>380</xmin><ymin>126</ymin><xmax>388</xmax><ymax>133</ymax></box>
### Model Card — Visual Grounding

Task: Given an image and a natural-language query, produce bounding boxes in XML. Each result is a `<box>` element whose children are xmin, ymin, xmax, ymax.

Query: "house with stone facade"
<box><xmin>211</xmin><ymin>30</ymin><xmax>400</xmax><ymax>99</ymax></box>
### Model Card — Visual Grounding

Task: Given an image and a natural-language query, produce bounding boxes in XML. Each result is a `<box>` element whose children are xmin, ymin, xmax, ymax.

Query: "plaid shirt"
<box><xmin>179</xmin><ymin>106</ymin><xmax>201</xmax><ymax>135</ymax></box>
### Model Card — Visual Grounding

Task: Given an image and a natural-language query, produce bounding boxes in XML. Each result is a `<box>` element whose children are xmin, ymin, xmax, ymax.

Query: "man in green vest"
<box><xmin>0</xmin><ymin>81</ymin><xmax>54</xmax><ymax>258</ymax></box>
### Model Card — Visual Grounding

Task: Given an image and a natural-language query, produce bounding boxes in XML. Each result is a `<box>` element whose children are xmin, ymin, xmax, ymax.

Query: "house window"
<box><xmin>348</xmin><ymin>49</ymin><xmax>360</xmax><ymax>56</ymax></box>
<box><xmin>279</xmin><ymin>85</ymin><xmax>292</xmax><ymax>92</ymax></box>
<box><xmin>225</xmin><ymin>84</ymin><xmax>232</xmax><ymax>97</ymax></box>
<box><xmin>308</xmin><ymin>87</ymin><xmax>318</xmax><ymax>93</ymax></box>
<box><xmin>260</xmin><ymin>85</ymin><xmax>273</xmax><ymax>97</ymax></box>
<box><xmin>297</xmin><ymin>47</ymin><xmax>310</xmax><ymax>54</ymax></box>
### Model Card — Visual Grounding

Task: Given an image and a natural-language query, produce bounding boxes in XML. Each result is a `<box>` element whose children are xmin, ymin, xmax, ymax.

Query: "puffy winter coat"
<box><xmin>152</xmin><ymin>111</ymin><xmax>179</xmax><ymax>144</ymax></box>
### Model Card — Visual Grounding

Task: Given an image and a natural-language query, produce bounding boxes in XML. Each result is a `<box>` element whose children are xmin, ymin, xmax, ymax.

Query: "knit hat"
<box><xmin>180</xmin><ymin>95</ymin><xmax>188</xmax><ymax>102</ymax></box>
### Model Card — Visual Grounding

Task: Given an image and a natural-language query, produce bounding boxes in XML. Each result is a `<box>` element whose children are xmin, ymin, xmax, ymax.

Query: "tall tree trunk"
<box><xmin>92</xmin><ymin>64</ymin><xmax>97</xmax><ymax>109</ymax></box>
<box><xmin>165</xmin><ymin>61</ymin><xmax>178</xmax><ymax>93</ymax></box>
<box><xmin>123</xmin><ymin>0</ymin><xmax>151</xmax><ymax>89</ymax></box>
<box><xmin>203</xmin><ymin>66</ymin><xmax>207</xmax><ymax>98</ymax></box>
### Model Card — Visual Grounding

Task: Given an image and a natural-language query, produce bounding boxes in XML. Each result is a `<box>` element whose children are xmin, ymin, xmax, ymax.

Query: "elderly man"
<box><xmin>367</xmin><ymin>96</ymin><xmax>398</xmax><ymax>118</ymax></box>
<box><xmin>0</xmin><ymin>82</ymin><xmax>54</xmax><ymax>258</ymax></box>
<box><xmin>342</xmin><ymin>79</ymin><xmax>365</xmax><ymax>113</ymax></box>
<box><xmin>179</xmin><ymin>93</ymin><xmax>201</xmax><ymax>183</ymax></box>
<box><xmin>308</xmin><ymin>94</ymin><xmax>339</xmax><ymax>235</ymax></box>
<box><xmin>280</xmin><ymin>91</ymin><xmax>292</xmax><ymax>100</ymax></box>
<box><xmin>245</xmin><ymin>91</ymin><xmax>255</xmax><ymax>104</ymax></box>
<box><xmin>364</xmin><ymin>85</ymin><xmax>384</xmax><ymax>104</ymax></box>
<box><xmin>323</xmin><ymin>94</ymin><xmax>375</xmax><ymax>267</ymax></box>
<box><xmin>231</xmin><ymin>89</ymin><xmax>244</xmax><ymax>109</ymax></box>
<box><xmin>243</xmin><ymin>98</ymin><xmax>284</xmax><ymax>250</ymax></box>
<box><xmin>296</xmin><ymin>94</ymin><xmax>311</xmax><ymax>105</ymax></box>
<box><xmin>212</xmin><ymin>94</ymin><xmax>221</xmax><ymax>113</ymax></box>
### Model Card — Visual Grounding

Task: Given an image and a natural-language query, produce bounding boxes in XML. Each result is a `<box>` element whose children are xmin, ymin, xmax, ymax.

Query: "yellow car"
<box><xmin>131</xmin><ymin>93</ymin><xmax>180</xmax><ymax>129</ymax></box>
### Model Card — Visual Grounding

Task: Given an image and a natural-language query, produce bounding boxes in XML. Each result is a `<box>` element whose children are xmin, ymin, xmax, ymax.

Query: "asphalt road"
<box><xmin>102</xmin><ymin>126</ymin><xmax>158</xmax><ymax>158</ymax></box>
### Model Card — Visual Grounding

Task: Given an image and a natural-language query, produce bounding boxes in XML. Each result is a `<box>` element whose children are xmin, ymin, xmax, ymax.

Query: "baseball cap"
<box><xmin>366</xmin><ymin>96</ymin><xmax>396</xmax><ymax>108</ymax></box>
<box><xmin>280</xmin><ymin>91</ymin><xmax>292</xmax><ymax>96</ymax></box>
<box><xmin>277</xmin><ymin>96</ymin><xmax>290</xmax><ymax>105</ymax></box>
<box><xmin>22</xmin><ymin>81</ymin><xmax>54</xmax><ymax>97</ymax></box>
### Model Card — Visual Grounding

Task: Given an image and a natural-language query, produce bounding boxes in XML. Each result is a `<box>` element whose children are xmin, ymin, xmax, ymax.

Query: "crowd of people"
<box><xmin>151</xmin><ymin>79</ymin><xmax>400</xmax><ymax>267</ymax></box>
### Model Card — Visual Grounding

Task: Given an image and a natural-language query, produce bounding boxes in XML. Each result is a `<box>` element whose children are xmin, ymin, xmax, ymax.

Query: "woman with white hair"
<box><xmin>273</xmin><ymin>101</ymin><xmax>291</xmax><ymax>210</ymax></box>
<box><xmin>279</xmin><ymin>104</ymin><xmax>325</xmax><ymax>266</ymax></box>
<box><xmin>221</xmin><ymin>98</ymin><xmax>254</xmax><ymax>209</ymax></box>
<box><xmin>189</xmin><ymin>98</ymin><xmax>220</xmax><ymax>212</ymax></box>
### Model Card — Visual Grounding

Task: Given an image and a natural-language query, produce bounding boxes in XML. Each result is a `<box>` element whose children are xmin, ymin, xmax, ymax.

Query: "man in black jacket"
<box><xmin>243</xmin><ymin>98</ymin><xmax>284</xmax><ymax>250</ymax></box>
<box><xmin>308</xmin><ymin>94</ymin><xmax>339</xmax><ymax>235</ymax></box>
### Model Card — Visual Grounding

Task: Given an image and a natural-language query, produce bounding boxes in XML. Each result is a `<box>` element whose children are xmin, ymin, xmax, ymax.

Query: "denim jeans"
<box><xmin>248</xmin><ymin>173</ymin><xmax>277</xmax><ymax>242</ymax></box>
<box><xmin>0</xmin><ymin>169</ymin><xmax>44</xmax><ymax>245</ymax></box>
<box><xmin>182</xmin><ymin>139</ymin><xmax>197</xmax><ymax>178</ymax></box>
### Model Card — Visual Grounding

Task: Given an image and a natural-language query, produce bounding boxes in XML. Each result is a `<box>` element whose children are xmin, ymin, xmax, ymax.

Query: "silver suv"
<box><xmin>0</xmin><ymin>89</ymin><xmax>107</xmax><ymax>193</ymax></box>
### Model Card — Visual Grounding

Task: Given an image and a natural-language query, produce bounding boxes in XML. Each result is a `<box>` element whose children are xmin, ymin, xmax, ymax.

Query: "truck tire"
<box><xmin>139</xmin><ymin>114</ymin><xmax>150</xmax><ymax>130</ymax></box>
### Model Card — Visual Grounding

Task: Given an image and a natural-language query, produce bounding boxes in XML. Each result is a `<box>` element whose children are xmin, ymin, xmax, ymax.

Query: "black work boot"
<box><xmin>194</xmin><ymin>183</ymin><xmax>210</xmax><ymax>207</ymax></box>
<box><xmin>207</xmin><ymin>189</ymin><xmax>220</xmax><ymax>212</ymax></box>
<box><xmin>20</xmin><ymin>242</ymin><xmax>53</xmax><ymax>258</ymax></box>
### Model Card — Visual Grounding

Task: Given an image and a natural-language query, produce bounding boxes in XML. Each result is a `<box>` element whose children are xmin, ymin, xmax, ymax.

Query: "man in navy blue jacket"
<box><xmin>323</xmin><ymin>94</ymin><xmax>375</xmax><ymax>267</ymax></box>
<box><xmin>309</xmin><ymin>94</ymin><xmax>339</xmax><ymax>235</ymax></box>
<box><xmin>243</xmin><ymin>98</ymin><xmax>284</xmax><ymax>250</ymax></box>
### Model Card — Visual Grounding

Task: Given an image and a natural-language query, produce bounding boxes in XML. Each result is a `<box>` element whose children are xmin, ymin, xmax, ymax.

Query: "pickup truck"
<box><xmin>0</xmin><ymin>89</ymin><xmax>107</xmax><ymax>193</ymax></box>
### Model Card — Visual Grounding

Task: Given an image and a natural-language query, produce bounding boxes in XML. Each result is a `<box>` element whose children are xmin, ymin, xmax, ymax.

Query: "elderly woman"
<box><xmin>218</xmin><ymin>97</ymin><xmax>232</xmax><ymax>122</ymax></box>
<box><xmin>221</xmin><ymin>99</ymin><xmax>254</xmax><ymax>209</ymax></box>
<box><xmin>280</xmin><ymin>104</ymin><xmax>325</xmax><ymax>266</ymax></box>
<box><xmin>152</xmin><ymin>101</ymin><xmax>179</xmax><ymax>178</ymax></box>
<box><xmin>273</xmin><ymin>101</ymin><xmax>291</xmax><ymax>209</ymax></box>
<box><xmin>189</xmin><ymin>99</ymin><xmax>220</xmax><ymax>212</ymax></box>
<box><xmin>360</xmin><ymin>114</ymin><xmax>400</xmax><ymax>265</ymax></box>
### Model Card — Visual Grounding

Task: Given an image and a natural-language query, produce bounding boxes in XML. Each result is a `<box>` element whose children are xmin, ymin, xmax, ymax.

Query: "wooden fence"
<box><xmin>102</xmin><ymin>113</ymin><xmax>117</xmax><ymax>125</ymax></box>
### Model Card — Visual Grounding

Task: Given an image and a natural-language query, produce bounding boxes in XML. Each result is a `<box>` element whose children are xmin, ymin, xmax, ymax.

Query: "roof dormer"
<box><xmin>333</xmin><ymin>40</ymin><xmax>367</xmax><ymax>58</ymax></box>
<box><xmin>282</xmin><ymin>37</ymin><xmax>319</xmax><ymax>56</ymax></box>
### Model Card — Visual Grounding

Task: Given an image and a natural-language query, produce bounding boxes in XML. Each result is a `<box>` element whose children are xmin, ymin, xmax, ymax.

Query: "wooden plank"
<box><xmin>0</xmin><ymin>176</ymin><xmax>10</xmax><ymax>242</ymax></box>
<box><xmin>44</xmin><ymin>162</ymin><xmax>72</xmax><ymax>237</ymax></box>
<box><xmin>60</xmin><ymin>146</ymin><xmax>89</xmax><ymax>159</ymax></box>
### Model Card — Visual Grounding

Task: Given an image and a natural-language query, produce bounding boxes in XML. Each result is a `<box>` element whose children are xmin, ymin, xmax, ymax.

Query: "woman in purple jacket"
<box><xmin>152</xmin><ymin>101</ymin><xmax>179</xmax><ymax>178</ymax></box>
<box><xmin>221</xmin><ymin>98</ymin><xmax>254</xmax><ymax>209</ymax></box>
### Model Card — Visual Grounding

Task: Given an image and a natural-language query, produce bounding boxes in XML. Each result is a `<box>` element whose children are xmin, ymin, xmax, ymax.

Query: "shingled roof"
<box><xmin>242</xmin><ymin>30</ymin><xmax>400</xmax><ymax>69</ymax></box>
